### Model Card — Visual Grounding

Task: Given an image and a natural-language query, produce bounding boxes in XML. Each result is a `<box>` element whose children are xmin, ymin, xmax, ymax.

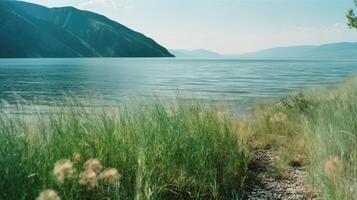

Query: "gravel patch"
<box><xmin>245</xmin><ymin>149</ymin><xmax>317</xmax><ymax>200</ymax></box>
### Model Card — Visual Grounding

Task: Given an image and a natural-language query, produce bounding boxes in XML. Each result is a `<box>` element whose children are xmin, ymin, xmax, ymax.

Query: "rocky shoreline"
<box><xmin>245</xmin><ymin>149</ymin><xmax>317</xmax><ymax>200</ymax></box>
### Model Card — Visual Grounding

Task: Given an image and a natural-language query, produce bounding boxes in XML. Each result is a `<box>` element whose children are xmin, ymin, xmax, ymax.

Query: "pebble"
<box><xmin>244</xmin><ymin>149</ymin><xmax>317</xmax><ymax>200</ymax></box>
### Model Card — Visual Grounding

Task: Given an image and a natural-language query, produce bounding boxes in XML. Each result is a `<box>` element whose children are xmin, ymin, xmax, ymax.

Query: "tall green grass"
<box><xmin>2</xmin><ymin>77</ymin><xmax>357</xmax><ymax>200</ymax></box>
<box><xmin>0</xmin><ymin>99</ymin><xmax>251</xmax><ymax>200</ymax></box>
<box><xmin>253</xmin><ymin>77</ymin><xmax>357</xmax><ymax>200</ymax></box>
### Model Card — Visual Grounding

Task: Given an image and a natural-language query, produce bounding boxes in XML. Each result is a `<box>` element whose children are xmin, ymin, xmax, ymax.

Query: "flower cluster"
<box><xmin>324</xmin><ymin>156</ymin><xmax>342</xmax><ymax>176</ymax></box>
<box><xmin>79</xmin><ymin>167</ymin><xmax>98</xmax><ymax>188</ymax></box>
<box><xmin>37</xmin><ymin>155</ymin><xmax>121</xmax><ymax>199</ymax></box>
<box><xmin>36</xmin><ymin>189</ymin><xmax>61</xmax><ymax>200</ymax></box>
<box><xmin>53</xmin><ymin>159</ymin><xmax>75</xmax><ymax>184</ymax></box>
<box><xmin>79</xmin><ymin>158</ymin><xmax>120</xmax><ymax>188</ymax></box>
<box><xmin>270</xmin><ymin>112</ymin><xmax>287</xmax><ymax>122</ymax></box>
<box><xmin>99</xmin><ymin>168</ymin><xmax>121</xmax><ymax>185</ymax></box>
<box><xmin>84</xmin><ymin>159</ymin><xmax>103</xmax><ymax>173</ymax></box>
<box><xmin>73</xmin><ymin>152</ymin><xmax>81</xmax><ymax>162</ymax></box>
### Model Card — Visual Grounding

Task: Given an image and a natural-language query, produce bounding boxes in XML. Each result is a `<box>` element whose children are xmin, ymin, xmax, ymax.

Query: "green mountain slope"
<box><xmin>0</xmin><ymin>1</ymin><xmax>173</xmax><ymax>58</ymax></box>
<box><xmin>240</xmin><ymin>42</ymin><xmax>357</xmax><ymax>59</ymax></box>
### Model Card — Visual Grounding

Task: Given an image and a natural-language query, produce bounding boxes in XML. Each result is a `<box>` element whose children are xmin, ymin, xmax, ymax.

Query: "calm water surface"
<box><xmin>1</xmin><ymin>58</ymin><xmax>357</xmax><ymax>108</ymax></box>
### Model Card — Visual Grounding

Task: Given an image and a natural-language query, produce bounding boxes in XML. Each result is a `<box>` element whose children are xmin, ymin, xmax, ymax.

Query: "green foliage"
<box><xmin>0</xmin><ymin>99</ymin><xmax>250</xmax><ymax>199</ymax></box>
<box><xmin>347</xmin><ymin>0</ymin><xmax>357</xmax><ymax>28</ymax></box>
<box><xmin>254</xmin><ymin>77</ymin><xmax>357</xmax><ymax>200</ymax></box>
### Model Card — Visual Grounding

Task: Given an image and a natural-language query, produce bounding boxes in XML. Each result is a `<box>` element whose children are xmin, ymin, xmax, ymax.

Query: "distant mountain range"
<box><xmin>170</xmin><ymin>42</ymin><xmax>357</xmax><ymax>59</ymax></box>
<box><xmin>239</xmin><ymin>42</ymin><xmax>357</xmax><ymax>59</ymax></box>
<box><xmin>0</xmin><ymin>1</ymin><xmax>173</xmax><ymax>58</ymax></box>
<box><xmin>1</xmin><ymin>1</ymin><xmax>355</xmax><ymax>60</ymax></box>
<box><xmin>169</xmin><ymin>49</ymin><xmax>222</xmax><ymax>58</ymax></box>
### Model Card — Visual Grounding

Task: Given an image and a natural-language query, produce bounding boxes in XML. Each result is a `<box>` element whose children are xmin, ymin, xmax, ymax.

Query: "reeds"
<box><xmin>0</xmin><ymin>99</ymin><xmax>250</xmax><ymax>199</ymax></box>
<box><xmin>3</xmin><ymin>77</ymin><xmax>356</xmax><ymax>199</ymax></box>
<box><xmin>253</xmin><ymin>77</ymin><xmax>357</xmax><ymax>199</ymax></box>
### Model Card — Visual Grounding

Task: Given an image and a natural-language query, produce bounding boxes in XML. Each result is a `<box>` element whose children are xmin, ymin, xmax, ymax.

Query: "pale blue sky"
<box><xmin>22</xmin><ymin>0</ymin><xmax>357</xmax><ymax>54</ymax></box>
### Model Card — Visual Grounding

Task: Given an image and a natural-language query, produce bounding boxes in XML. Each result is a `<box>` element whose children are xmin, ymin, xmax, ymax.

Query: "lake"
<box><xmin>1</xmin><ymin>58</ymin><xmax>357</xmax><ymax>110</ymax></box>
